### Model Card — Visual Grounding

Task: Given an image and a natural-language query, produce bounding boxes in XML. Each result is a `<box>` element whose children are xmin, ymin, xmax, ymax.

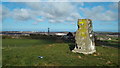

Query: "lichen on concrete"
<box><xmin>72</xmin><ymin>19</ymin><xmax>96</xmax><ymax>54</ymax></box>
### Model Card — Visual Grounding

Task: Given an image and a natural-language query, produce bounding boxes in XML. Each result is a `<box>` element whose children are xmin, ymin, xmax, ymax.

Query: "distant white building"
<box><xmin>108</xmin><ymin>38</ymin><xmax>112</xmax><ymax>40</ymax></box>
<box><xmin>55</xmin><ymin>33</ymin><xmax>67</xmax><ymax>36</ymax></box>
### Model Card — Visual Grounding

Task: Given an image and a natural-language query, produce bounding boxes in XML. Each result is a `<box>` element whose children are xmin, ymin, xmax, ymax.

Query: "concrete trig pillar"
<box><xmin>72</xmin><ymin>19</ymin><xmax>96</xmax><ymax>54</ymax></box>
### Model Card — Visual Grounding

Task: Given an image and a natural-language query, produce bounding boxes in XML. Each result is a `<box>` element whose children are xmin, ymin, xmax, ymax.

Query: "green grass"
<box><xmin>2</xmin><ymin>39</ymin><xmax>119</xmax><ymax>66</ymax></box>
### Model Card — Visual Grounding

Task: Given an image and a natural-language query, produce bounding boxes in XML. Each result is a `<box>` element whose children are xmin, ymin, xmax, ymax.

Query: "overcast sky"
<box><xmin>1</xmin><ymin>2</ymin><xmax>118</xmax><ymax>32</ymax></box>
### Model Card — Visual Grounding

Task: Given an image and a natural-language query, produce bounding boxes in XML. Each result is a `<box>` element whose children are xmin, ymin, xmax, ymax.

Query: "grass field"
<box><xmin>2</xmin><ymin>39</ymin><xmax>119</xmax><ymax>66</ymax></box>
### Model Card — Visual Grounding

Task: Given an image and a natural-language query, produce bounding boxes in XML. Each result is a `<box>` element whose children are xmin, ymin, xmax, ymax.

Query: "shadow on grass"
<box><xmin>67</xmin><ymin>39</ymin><xmax>119</xmax><ymax>51</ymax></box>
<box><xmin>64</xmin><ymin>38</ymin><xmax>76</xmax><ymax>51</ymax></box>
<box><xmin>68</xmin><ymin>43</ymin><xmax>76</xmax><ymax>51</ymax></box>
<box><xmin>95</xmin><ymin>40</ymin><xmax>119</xmax><ymax>48</ymax></box>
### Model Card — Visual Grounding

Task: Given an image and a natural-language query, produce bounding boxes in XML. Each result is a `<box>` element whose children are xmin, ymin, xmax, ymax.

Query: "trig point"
<box><xmin>72</xmin><ymin>19</ymin><xmax>96</xmax><ymax>54</ymax></box>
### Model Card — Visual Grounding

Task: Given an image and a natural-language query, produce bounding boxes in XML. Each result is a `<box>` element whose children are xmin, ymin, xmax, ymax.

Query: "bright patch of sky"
<box><xmin>1</xmin><ymin>2</ymin><xmax>118</xmax><ymax>32</ymax></box>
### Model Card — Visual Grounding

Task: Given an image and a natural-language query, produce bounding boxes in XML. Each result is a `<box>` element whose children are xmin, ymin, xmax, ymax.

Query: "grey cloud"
<box><xmin>80</xmin><ymin>6</ymin><xmax>117</xmax><ymax>21</ymax></box>
<box><xmin>13</xmin><ymin>9</ymin><xmax>32</xmax><ymax>21</ymax></box>
<box><xmin>35</xmin><ymin>18</ymin><xmax>44</xmax><ymax>22</ymax></box>
<box><xmin>49</xmin><ymin>19</ymin><xmax>64</xmax><ymax>23</ymax></box>
<box><xmin>65</xmin><ymin>13</ymin><xmax>81</xmax><ymax>22</ymax></box>
<box><xmin>26</xmin><ymin>2</ymin><xmax>81</xmax><ymax>23</ymax></box>
<box><xmin>2</xmin><ymin>7</ymin><xmax>44</xmax><ymax>23</ymax></box>
<box><xmin>2</xmin><ymin>5</ymin><xmax>10</xmax><ymax>20</ymax></box>
<box><xmin>0</xmin><ymin>5</ymin><xmax>2</xmax><ymax>21</ymax></box>
<box><xmin>2</xmin><ymin>2</ymin><xmax>82</xmax><ymax>24</ymax></box>
<box><xmin>49</xmin><ymin>19</ymin><xmax>56</xmax><ymax>23</ymax></box>
<box><xmin>109</xmin><ymin>3</ymin><xmax>118</xmax><ymax>9</ymax></box>
<box><xmin>66</xmin><ymin>17</ymin><xmax>75</xmax><ymax>22</ymax></box>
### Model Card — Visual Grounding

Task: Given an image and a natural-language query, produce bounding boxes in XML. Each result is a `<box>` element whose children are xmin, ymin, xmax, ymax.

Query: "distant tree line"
<box><xmin>2</xmin><ymin>34</ymin><xmax>62</xmax><ymax>40</ymax></box>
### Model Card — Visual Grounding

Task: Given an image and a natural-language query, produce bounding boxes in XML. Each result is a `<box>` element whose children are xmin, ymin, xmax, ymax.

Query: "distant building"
<box><xmin>55</xmin><ymin>33</ymin><xmax>67</xmax><ymax>36</ymax></box>
<box><xmin>108</xmin><ymin>38</ymin><xmax>112</xmax><ymax>40</ymax></box>
<box><xmin>97</xmin><ymin>37</ymin><xmax>112</xmax><ymax>40</ymax></box>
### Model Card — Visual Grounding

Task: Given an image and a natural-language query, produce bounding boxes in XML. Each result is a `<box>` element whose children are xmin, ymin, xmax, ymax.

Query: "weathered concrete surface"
<box><xmin>72</xmin><ymin>19</ymin><xmax>96</xmax><ymax>54</ymax></box>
